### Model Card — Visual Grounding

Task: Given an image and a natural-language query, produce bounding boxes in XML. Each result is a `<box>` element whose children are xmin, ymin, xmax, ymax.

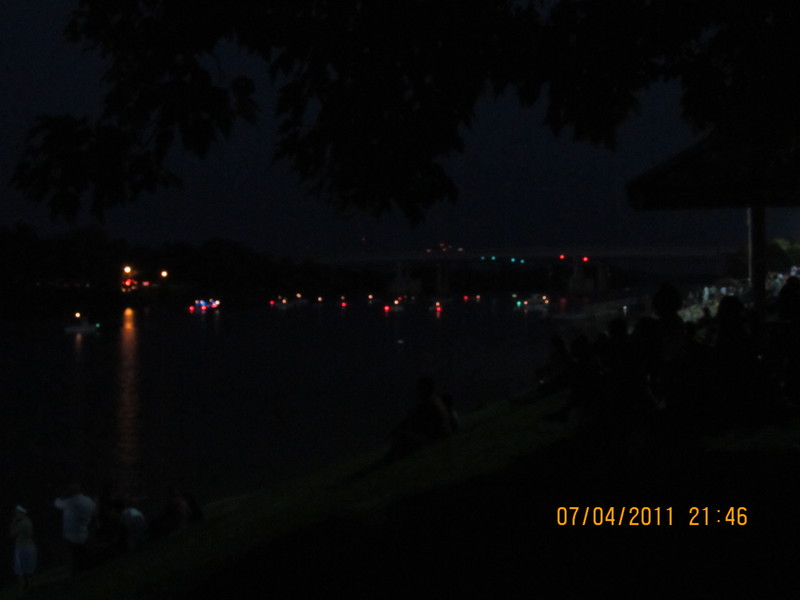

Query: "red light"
<box><xmin>341</xmin><ymin>302</ymin><xmax>347</xmax><ymax>308</ymax></box>
<box><xmin>188</xmin><ymin>306</ymin><xmax>195</xmax><ymax>313</ymax></box>
<box><xmin>463</xmin><ymin>295</ymin><xmax>469</xmax><ymax>301</ymax></box>
<box><xmin>383</xmin><ymin>305</ymin><xmax>390</xmax><ymax>313</ymax></box>
<box><xmin>269</xmin><ymin>300</ymin><xmax>276</xmax><ymax>305</ymax></box>
<box><xmin>582</xmin><ymin>256</ymin><xmax>589</xmax><ymax>262</ymax></box>
<box><xmin>435</xmin><ymin>306</ymin><xmax>442</xmax><ymax>312</ymax></box>
<box><xmin>558</xmin><ymin>254</ymin><xmax>566</xmax><ymax>260</ymax></box>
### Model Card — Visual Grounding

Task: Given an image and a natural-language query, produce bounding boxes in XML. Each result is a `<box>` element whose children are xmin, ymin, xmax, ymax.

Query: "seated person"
<box><xmin>387</xmin><ymin>376</ymin><xmax>453</xmax><ymax>461</ymax></box>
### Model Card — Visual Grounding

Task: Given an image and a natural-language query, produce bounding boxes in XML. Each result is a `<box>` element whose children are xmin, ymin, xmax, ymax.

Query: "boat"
<box><xmin>65</xmin><ymin>315</ymin><xmax>100</xmax><ymax>335</ymax></box>
<box><xmin>383</xmin><ymin>298</ymin><xmax>406</xmax><ymax>313</ymax></box>
<box><xmin>188</xmin><ymin>299</ymin><xmax>221</xmax><ymax>313</ymax></box>
<box><xmin>269</xmin><ymin>294</ymin><xmax>312</xmax><ymax>310</ymax></box>
<box><xmin>514</xmin><ymin>293</ymin><xmax>550</xmax><ymax>316</ymax></box>
<box><xmin>428</xmin><ymin>300</ymin><xmax>445</xmax><ymax>313</ymax></box>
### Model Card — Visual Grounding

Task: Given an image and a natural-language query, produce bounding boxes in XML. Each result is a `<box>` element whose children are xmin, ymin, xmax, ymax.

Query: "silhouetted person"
<box><xmin>652</xmin><ymin>282</ymin><xmax>685</xmax><ymax>346</ymax></box>
<box><xmin>596</xmin><ymin>316</ymin><xmax>653</xmax><ymax>429</ymax></box>
<box><xmin>9</xmin><ymin>506</ymin><xmax>36</xmax><ymax>592</ymax></box>
<box><xmin>535</xmin><ymin>334</ymin><xmax>573</xmax><ymax>398</ymax></box>
<box><xmin>119</xmin><ymin>501</ymin><xmax>147</xmax><ymax>551</ymax></box>
<box><xmin>150</xmin><ymin>487</ymin><xmax>203</xmax><ymax>538</ymax></box>
<box><xmin>649</xmin><ymin>283</ymin><xmax>699</xmax><ymax>417</ymax></box>
<box><xmin>545</xmin><ymin>334</ymin><xmax>602</xmax><ymax>425</ymax></box>
<box><xmin>712</xmin><ymin>296</ymin><xmax>760</xmax><ymax>424</ymax></box>
<box><xmin>441</xmin><ymin>393</ymin><xmax>460</xmax><ymax>433</ymax></box>
<box><xmin>54</xmin><ymin>483</ymin><xmax>96</xmax><ymax>574</ymax></box>
<box><xmin>94</xmin><ymin>485</ymin><xmax>128</xmax><ymax>561</ymax></box>
<box><xmin>181</xmin><ymin>490</ymin><xmax>204</xmax><ymax>524</ymax></box>
<box><xmin>778</xmin><ymin>276</ymin><xmax>800</xmax><ymax>322</ymax></box>
<box><xmin>767</xmin><ymin>276</ymin><xmax>800</xmax><ymax>408</ymax></box>
<box><xmin>387</xmin><ymin>376</ymin><xmax>453</xmax><ymax>461</ymax></box>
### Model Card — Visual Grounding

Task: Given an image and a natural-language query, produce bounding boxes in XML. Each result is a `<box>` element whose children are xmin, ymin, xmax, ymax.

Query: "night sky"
<box><xmin>2</xmin><ymin>2</ymin><xmax>798</xmax><ymax>259</ymax></box>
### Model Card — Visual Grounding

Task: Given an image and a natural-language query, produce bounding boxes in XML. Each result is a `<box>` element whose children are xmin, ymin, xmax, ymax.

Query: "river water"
<box><xmin>1</xmin><ymin>296</ymin><xmax>553</xmax><ymax>570</ymax></box>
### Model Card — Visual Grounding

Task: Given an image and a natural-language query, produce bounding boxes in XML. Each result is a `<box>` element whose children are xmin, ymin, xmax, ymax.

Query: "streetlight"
<box><xmin>160</xmin><ymin>270</ymin><xmax>168</xmax><ymax>278</ymax></box>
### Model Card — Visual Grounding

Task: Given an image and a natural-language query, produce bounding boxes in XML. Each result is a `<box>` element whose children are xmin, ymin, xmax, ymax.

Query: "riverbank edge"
<box><xmin>6</xmin><ymin>390</ymin><xmax>800</xmax><ymax>598</ymax></box>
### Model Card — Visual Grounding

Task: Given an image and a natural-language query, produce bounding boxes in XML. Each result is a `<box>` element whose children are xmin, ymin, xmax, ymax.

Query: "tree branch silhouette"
<box><xmin>12</xmin><ymin>1</ymin><xmax>800</xmax><ymax>223</ymax></box>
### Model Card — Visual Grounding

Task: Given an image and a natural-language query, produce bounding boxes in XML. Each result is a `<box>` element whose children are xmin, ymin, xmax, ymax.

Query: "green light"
<box><xmin>510</xmin><ymin>258</ymin><xmax>516</xmax><ymax>263</ymax></box>
<box><xmin>491</xmin><ymin>256</ymin><xmax>496</xmax><ymax>261</ymax></box>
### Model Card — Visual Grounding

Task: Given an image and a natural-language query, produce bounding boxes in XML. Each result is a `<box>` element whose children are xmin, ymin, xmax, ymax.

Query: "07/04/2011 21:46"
<box><xmin>555</xmin><ymin>506</ymin><xmax>748</xmax><ymax>527</ymax></box>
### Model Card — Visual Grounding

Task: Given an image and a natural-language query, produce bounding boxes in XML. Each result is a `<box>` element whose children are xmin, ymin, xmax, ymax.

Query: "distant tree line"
<box><xmin>0</xmin><ymin>224</ymin><xmax>394</xmax><ymax>316</ymax></box>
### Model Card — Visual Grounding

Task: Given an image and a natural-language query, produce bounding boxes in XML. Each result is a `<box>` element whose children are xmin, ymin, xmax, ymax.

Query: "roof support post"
<box><xmin>748</xmin><ymin>204</ymin><xmax>766</xmax><ymax>325</ymax></box>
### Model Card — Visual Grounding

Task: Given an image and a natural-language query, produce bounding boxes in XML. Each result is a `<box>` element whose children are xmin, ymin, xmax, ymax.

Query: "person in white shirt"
<box><xmin>54</xmin><ymin>483</ymin><xmax>96</xmax><ymax>573</ymax></box>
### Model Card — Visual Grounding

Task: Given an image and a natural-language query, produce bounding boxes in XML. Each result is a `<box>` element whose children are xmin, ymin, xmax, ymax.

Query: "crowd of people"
<box><xmin>361</xmin><ymin>276</ymin><xmax>800</xmax><ymax>475</ymax></box>
<box><xmin>535</xmin><ymin>277</ymin><xmax>800</xmax><ymax>447</ymax></box>
<box><xmin>7</xmin><ymin>483</ymin><xmax>203</xmax><ymax>593</ymax></box>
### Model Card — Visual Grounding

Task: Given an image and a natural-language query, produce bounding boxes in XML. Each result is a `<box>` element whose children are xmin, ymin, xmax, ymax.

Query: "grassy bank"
<box><xmin>6</xmin><ymin>390</ymin><xmax>800</xmax><ymax>598</ymax></box>
<box><xmin>2</xmin><ymin>392</ymin><xmax>568</xmax><ymax>599</ymax></box>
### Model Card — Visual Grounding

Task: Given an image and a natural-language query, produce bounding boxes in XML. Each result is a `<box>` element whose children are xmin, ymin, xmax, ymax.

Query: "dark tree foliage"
<box><xmin>11</xmin><ymin>1</ymin><xmax>800</xmax><ymax>223</ymax></box>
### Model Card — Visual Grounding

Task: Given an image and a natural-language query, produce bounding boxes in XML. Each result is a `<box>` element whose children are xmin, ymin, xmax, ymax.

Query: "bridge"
<box><xmin>320</xmin><ymin>245</ymin><xmax>740</xmax><ymax>266</ymax></box>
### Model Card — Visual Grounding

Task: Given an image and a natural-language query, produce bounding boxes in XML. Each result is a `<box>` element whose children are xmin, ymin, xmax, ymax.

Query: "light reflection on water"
<box><xmin>0</xmin><ymin>296</ymin><xmax>549</xmax><ymax>563</ymax></box>
<box><xmin>114</xmin><ymin>307</ymin><xmax>141</xmax><ymax>500</ymax></box>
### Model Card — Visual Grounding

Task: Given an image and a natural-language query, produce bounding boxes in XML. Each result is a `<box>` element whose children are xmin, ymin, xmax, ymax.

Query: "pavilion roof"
<box><xmin>627</xmin><ymin>135</ymin><xmax>800</xmax><ymax>210</ymax></box>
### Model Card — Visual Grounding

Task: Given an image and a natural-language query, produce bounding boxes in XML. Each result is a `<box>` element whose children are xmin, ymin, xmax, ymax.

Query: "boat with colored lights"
<box><xmin>188</xmin><ymin>299</ymin><xmax>221</xmax><ymax>313</ymax></box>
